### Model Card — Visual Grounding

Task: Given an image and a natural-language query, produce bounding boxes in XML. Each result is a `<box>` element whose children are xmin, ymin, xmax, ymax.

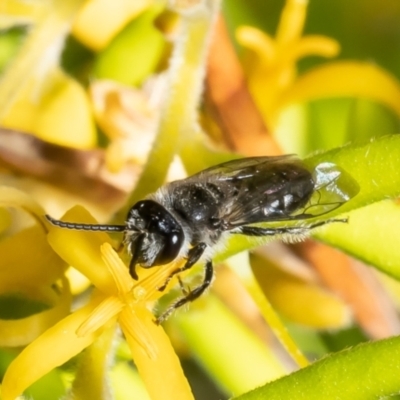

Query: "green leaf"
<box><xmin>214</xmin><ymin>135</ymin><xmax>400</xmax><ymax>281</ymax></box>
<box><xmin>231</xmin><ymin>335</ymin><xmax>400</xmax><ymax>400</ymax></box>
<box><xmin>0</xmin><ymin>294</ymin><xmax>50</xmax><ymax>319</ymax></box>
<box><xmin>175</xmin><ymin>295</ymin><xmax>286</xmax><ymax>396</ymax></box>
<box><xmin>0</xmin><ymin>27</ymin><xmax>26</xmax><ymax>74</ymax></box>
<box><xmin>93</xmin><ymin>4</ymin><xmax>165</xmax><ymax>86</ymax></box>
<box><xmin>307</xmin><ymin>135</ymin><xmax>400</xmax><ymax>280</ymax></box>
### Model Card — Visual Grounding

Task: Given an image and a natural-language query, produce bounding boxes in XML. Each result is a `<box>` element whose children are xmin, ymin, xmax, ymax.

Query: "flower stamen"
<box><xmin>100</xmin><ymin>243</ymin><xmax>133</xmax><ymax>295</ymax></box>
<box><xmin>76</xmin><ymin>296</ymin><xmax>124</xmax><ymax>337</ymax></box>
<box><xmin>119</xmin><ymin>307</ymin><xmax>158</xmax><ymax>359</ymax></box>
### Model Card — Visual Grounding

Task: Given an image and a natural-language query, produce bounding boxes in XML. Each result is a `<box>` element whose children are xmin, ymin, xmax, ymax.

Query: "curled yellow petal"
<box><xmin>47</xmin><ymin>206</ymin><xmax>119</xmax><ymax>295</ymax></box>
<box><xmin>0</xmin><ymin>189</ymin><xmax>71</xmax><ymax>346</ymax></box>
<box><xmin>122</xmin><ymin>306</ymin><xmax>194</xmax><ymax>400</ymax></box>
<box><xmin>0</xmin><ymin>225</ymin><xmax>65</xmax><ymax>286</ymax></box>
<box><xmin>1</xmin><ymin>296</ymin><xmax>104</xmax><ymax>400</ymax></box>
<box><xmin>280</xmin><ymin>61</ymin><xmax>400</xmax><ymax>117</ymax></box>
<box><xmin>0</xmin><ymin>186</ymin><xmax>46</xmax><ymax>229</ymax></box>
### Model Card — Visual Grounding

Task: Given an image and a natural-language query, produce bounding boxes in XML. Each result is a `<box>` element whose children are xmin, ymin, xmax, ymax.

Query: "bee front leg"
<box><xmin>158</xmin><ymin>242</ymin><xmax>207</xmax><ymax>292</ymax></box>
<box><xmin>155</xmin><ymin>261</ymin><xmax>214</xmax><ymax>325</ymax></box>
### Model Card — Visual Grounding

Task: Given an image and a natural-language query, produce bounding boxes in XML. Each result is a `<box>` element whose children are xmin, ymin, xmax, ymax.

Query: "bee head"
<box><xmin>125</xmin><ymin>200</ymin><xmax>184</xmax><ymax>279</ymax></box>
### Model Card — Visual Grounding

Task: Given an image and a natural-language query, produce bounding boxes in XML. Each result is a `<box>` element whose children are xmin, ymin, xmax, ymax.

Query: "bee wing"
<box><xmin>188</xmin><ymin>155</ymin><xmax>317</xmax><ymax>228</ymax></box>
<box><xmin>191</xmin><ymin>155</ymin><xmax>296</xmax><ymax>181</ymax></box>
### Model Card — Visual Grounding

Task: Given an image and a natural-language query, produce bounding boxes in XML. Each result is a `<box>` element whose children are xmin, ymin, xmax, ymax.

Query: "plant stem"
<box><xmin>114</xmin><ymin>0</ymin><xmax>221</xmax><ymax>223</ymax></box>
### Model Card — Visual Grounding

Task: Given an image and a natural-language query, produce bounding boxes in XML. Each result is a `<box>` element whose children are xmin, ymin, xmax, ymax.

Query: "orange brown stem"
<box><xmin>205</xmin><ymin>15</ymin><xmax>282</xmax><ymax>156</ymax></box>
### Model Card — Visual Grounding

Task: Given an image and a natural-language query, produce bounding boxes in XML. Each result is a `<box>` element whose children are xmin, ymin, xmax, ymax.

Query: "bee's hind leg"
<box><xmin>155</xmin><ymin>261</ymin><xmax>214</xmax><ymax>325</ymax></box>
<box><xmin>238</xmin><ymin>217</ymin><xmax>347</xmax><ymax>237</ymax></box>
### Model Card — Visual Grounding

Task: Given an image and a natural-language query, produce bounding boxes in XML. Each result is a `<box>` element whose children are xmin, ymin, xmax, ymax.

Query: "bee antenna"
<box><xmin>45</xmin><ymin>215</ymin><xmax>126</xmax><ymax>232</ymax></box>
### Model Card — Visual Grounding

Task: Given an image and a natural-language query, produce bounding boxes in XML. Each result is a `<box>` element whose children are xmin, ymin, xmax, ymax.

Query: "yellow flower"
<box><xmin>237</xmin><ymin>0</ymin><xmax>400</xmax><ymax>130</ymax></box>
<box><xmin>2</xmin><ymin>206</ymin><xmax>193</xmax><ymax>400</ymax></box>
<box><xmin>0</xmin><ymin>187</ymin><xmax>70</xmax><ymax>348</ymax></box>
<box><xmin>72</xmin><ymin>0</ymin><xmax>151</xmax><ymax>51</ymax></box>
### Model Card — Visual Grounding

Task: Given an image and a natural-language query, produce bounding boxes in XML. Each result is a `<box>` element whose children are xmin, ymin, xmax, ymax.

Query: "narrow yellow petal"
<box><xmin>122</xmin><ymin>307</ymin><xmax>194</xmax><ymax>400</ymax></box>
<box><xmin>1</xmin><ymin>296</ymin><xmax>104</xmax><ymax>400</ymax></box>
<box><xmin>280</xmin><ymin>61</ymin><xmax>400</xmax><ymax>117</ymax></box>
<box><xmin>236</xmin><ymin>26</ymin><xmax>276</xmax><ymax>66</ymax></box>
<box><xmin>276</xmin><ymin>0</ymin><xmax>308</xmax><ymax>48</ymax></box>
<box><xmin>100</xmin><ymin>243</ymin><xmax>133</xmax><ymax>295</ymax></box>
<box><xmin>76</xmin><ymin>296</ymin><xmax>124</xmax><ymax>337</ymax></box>
<box><xmin>136</xmin><ymin>259</ymin><xmax>185</xmax><ymax>302</ymax></box>
<box><xmin>294</xmin><ymin>35</ymin><xmax>340</xmax><ymax>59</ymax></box>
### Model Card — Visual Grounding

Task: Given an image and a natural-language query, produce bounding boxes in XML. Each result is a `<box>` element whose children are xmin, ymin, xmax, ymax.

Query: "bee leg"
<box><xmin>158</xmin><ymin>242</ymin><xmax>207</xmax><ymax>292</ymax></box>
<box><xmin>155</xmin><ymin>261</ymin><xmax>214</xmax><ymax>325</ymax></box>
<box><xmin>238</xmin><ymin>218</ymin><xmax>347</xmax><ymax>236</ymax></box>
<box><xmin>177</xmin><ymin>276</ymin><xmax>189</xmax><ymax>295</ymax></box>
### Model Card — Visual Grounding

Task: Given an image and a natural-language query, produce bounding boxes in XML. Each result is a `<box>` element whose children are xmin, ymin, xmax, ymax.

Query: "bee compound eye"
<box><xmin>155</xmin><ymin>231</ymin><xmax>184</xmax><ymax>265</ymax></box>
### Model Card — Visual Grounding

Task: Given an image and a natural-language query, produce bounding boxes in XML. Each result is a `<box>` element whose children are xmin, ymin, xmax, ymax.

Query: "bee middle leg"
<box><xmin>155</xmin><ymin>261</ymin><xmax>214</xmax><ymax>325</ymax></box>
<box><xmin>158</xmin><ymin>242</ymin><xmax>207</xmax><ymax>292</ymax></box>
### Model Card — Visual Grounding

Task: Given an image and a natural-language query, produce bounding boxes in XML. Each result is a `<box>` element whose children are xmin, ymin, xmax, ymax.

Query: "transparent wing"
<box><xmin>189</xmin><ymin>155</ymin><xmax>295</xmax><ymax>182</ymax></box>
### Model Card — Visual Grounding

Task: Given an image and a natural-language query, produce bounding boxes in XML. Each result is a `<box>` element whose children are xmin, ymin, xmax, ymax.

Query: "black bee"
<box><xmin>46</xmin><ymin>156</ymin><xmax>357</xmax><ymax>323</ymax></box>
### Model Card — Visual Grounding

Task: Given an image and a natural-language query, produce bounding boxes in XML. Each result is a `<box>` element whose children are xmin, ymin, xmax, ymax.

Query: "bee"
<box><xmin>46</xmin><ymin>155</ymin><xmax>357</xmax><ymax>323</ymax></box>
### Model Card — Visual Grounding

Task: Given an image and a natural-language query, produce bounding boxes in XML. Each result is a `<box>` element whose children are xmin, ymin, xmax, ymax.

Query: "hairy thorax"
<box><xmin>153</xmin><ymin>182</ymin><xmax>229</xmax><ymax>246</ymax></box>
